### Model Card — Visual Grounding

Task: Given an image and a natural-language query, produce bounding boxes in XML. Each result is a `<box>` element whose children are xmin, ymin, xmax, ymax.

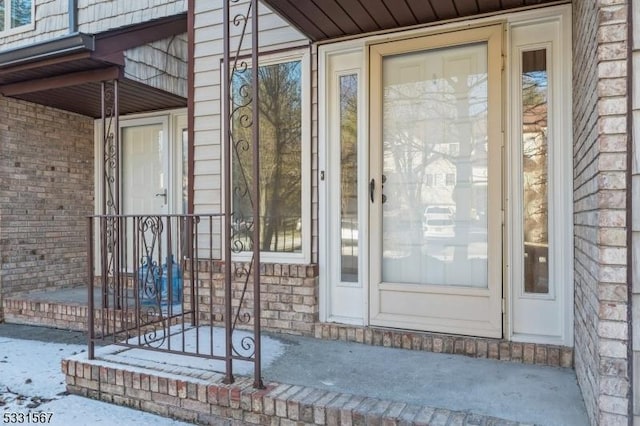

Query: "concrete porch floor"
<box><xmin>263</xmin><ymin>335</ymin><xmax>588</xmax><ymax>425</ymax></box>
<box><xmin>2</xmin><ymin>289</ymin><xmax>588</xmax><ymax>424</ymax></box>
<box><xmin>8</xmin><ymin>287</ymin><xmax>95</xmax><ymax>304</ymax></box>
<box><xmin>65</xmin><ymin>326</ymin><xmax>588</xmax><ymax>425</ymax></box>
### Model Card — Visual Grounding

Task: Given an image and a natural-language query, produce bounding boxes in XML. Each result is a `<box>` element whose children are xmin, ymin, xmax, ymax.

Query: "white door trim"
<box><xmin>507</xmin><ymin>8</ymin><xmax>573</xmax><ymax>346</ymax></box>
<box><xmin>317</xmin><ymin>5</ymin><xmax>573</xmax><ymax>345</ymax></box>
<box><xmin>93</xmin><ymin>109</ymin><xmax>187</xmax><ymax>217</ymax></box>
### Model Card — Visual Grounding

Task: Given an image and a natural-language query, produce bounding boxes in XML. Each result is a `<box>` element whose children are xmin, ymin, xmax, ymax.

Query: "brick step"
<box><xmin>63</xmin><ymin>355</ymin><xmax>525</xmax><ymax>426</ymax></box>
<box><xmin>2</xmin><ymin>295</ymin><xmax>143</xmax><ymax>334</ymax></box>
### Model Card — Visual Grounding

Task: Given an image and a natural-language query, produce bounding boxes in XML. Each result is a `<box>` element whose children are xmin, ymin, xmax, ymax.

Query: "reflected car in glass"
<box><xmin>423</xmin><ymin>206</ymin><xmax>455</xmax><ymax>238</ymax></box>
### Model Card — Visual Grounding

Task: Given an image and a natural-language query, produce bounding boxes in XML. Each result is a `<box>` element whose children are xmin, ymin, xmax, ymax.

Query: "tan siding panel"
<box><xmin>1</xmin><ymin>1</ymin><xmax>186</xmax><ymax>50</ymax></box>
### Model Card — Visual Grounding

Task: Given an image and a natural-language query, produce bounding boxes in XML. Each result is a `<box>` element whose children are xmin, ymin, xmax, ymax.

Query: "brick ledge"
<box><xmin>314</xmin><ymin>323</ymin><xmax>574</xmax><ymax>368</ymax></box>
<box><xmin>2</xmin><ymin>298</ymin><xmax>89</xmax><ymax>331</ymax></box>
<box><xmin>62</xmin><ymin>356</ymin><xmax>527</xmax><ymax>425</ymax></box>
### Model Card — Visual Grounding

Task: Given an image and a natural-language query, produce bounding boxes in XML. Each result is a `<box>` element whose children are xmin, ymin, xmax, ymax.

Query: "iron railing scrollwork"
<box><xmin>88</xmin><ymin>214</ymin><xmax>262</xmax><ymax>372</ymax></box>
<box><xmin>101</xmin><ymin>80</ymin><xmax>121</xmax><ymax>310</ymax></box>
<box><xmin>102</xmin><ymin>80</ymin><xmax>119</xmax><ymax>217</ymax></box>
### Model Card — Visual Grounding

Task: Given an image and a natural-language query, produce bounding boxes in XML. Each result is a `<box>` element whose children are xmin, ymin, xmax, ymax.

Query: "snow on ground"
<box><xmin>0</xmin><ymin>337</ymin><xmax>192</xmax><ymax>425</ymax></box>
<box><xmin>97</xmin><ymin>325</ymin><xmax>285</xmax><ymax>377</ymax></box>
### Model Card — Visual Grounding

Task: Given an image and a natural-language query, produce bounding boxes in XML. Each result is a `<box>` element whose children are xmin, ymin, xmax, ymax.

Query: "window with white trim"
<box><xmin>230</xmin><ymin>52</ymin><xmax>310</xmax><ymax>260</ymax></box>
<box><xmin>0</xmin><ymin>0</ymin><xmax>33</xmax><ymax>33</ymax></box>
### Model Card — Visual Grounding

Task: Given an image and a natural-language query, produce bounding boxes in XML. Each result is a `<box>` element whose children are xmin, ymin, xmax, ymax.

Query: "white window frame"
<box><xmin>0</xmin><ymin>0</ymin><xmax>35</xmax><ymax>36</ymax></box>
<box><xmin>319</xmin><ymin>44</ymin><xmax>368</xmax><ymax>324</ymax></box>
<box><xmin>226</xmin><ymin>49</ymin><xmax>311</xmax><ymax>265</ymax></box>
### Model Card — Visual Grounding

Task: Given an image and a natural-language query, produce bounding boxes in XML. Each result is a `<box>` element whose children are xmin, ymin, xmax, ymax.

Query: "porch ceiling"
<box><xmin>262</xmin><ymin>0</ymin><xmax>564</xmax><ymax>41</ymax></box>
<box><xmin>0</xmin><ymin>14</ymin><xmax>187</xmax><ymax>117</ymax></box>
<box><xmin>9</xmin><ymin>78</ymin><xmax>186</xmax><ymax>118</ymax></box>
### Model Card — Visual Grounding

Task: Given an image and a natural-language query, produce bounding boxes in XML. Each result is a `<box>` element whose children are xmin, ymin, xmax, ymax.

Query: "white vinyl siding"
<box><xmin>0</xmin><ymin>0</ymin><xmax>186</xmax><ymax>50</ymax></box>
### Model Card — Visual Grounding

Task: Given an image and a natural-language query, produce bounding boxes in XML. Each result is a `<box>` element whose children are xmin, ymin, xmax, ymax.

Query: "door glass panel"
<box><xmin>522</xmin><ymin>49</ymin><xmax>549</xmax><ymax>294</ymax></box>
<box><xmin>182</xmin><ymin>128</ymin><xmax>188</xmax><ymax>214</ymax></box>
<box><xmin>121</xmin><ymin>123</ymin><xmax>165</xmax><ymax>272</ymax></box>
<box><xmin>340</xmin><ymin>74</ymin><xmax>358</xmax><ymax>282</ymax></box>
<box><xmin>381</xmin><ymin>43</ymin><xmax>488</xmax><ymax>287</ymax></box>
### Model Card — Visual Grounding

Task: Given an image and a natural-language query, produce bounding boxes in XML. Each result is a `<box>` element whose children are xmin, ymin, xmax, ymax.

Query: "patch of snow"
<box><xmin>98</xmin><ymin>325</ymin><xmax>285</xmax><ymax>377</ymax></box>
<box><xmin>0</xmin><ymin>338</ymin><xmax>192</xmax><ymax>425</ymax></box>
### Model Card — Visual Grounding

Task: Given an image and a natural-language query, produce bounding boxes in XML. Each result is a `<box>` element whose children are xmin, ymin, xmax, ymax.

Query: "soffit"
<box><xmin>11</xmin><ymin>78</ymin><xmax>187</xmax><ymax>118</ymax></box>
<box><xmin>262</xmin><ymin>0</ymin><xmax>563</xmax><ymax>41</ymax></box>
<box><xmin>0</xmin><ymin>14</ymin><xmax>187</xmax><ymax>117</ymax></box>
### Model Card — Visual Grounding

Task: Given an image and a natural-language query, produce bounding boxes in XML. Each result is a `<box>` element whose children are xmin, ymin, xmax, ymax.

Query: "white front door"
<box><xmin>369</xmin><ymin>25</ymin><xmax>504</xmax><ymax>337</ymax></box>
<box><xmin>121</xmin><ymin>117</ymin><xmax>170</xmax><ymax>216</ymax></box>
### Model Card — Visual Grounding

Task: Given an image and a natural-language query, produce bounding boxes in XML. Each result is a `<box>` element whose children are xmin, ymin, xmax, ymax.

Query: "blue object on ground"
<box><xmin>161</xmin><ymin>255</ymin><xmax>182</xmax><ymax>303</ymax></box>
<box><xmin>138</xmin><ymin>255</ymin><xmax>182</xmax><ymax>305</ymax></box>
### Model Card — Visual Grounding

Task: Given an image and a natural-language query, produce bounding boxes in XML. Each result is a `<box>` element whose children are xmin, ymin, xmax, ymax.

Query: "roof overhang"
<box><xmin>261</xmin><ymin>0</ymin><xmax>566</xmax><ymax>42</ymax></box>
<box><xmin>0</xmin><ymin>13</ymin><xmax>187</xmax><ymax>118</ymax></box>
<box><xmin>0</xmin><ymin>33</ymin><xmax>95</xmax><ymax>69</ymax></box>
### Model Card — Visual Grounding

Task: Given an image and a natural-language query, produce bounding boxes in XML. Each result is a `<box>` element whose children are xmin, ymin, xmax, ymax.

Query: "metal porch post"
<box><xmin>251</xmin><ymin>0</ymin><xmax>264</xmax><ymax>389</ymax></box>
<box><xmin>222</xmin><ymin>0</ymin><xmax>234</xmax><ymax>385</ymax></box>
<box><xmin>101</xmin><ymin>80</ymin><xmax>120</xmax><ymax>311</ymax></box>
<box><xmin>222</xmin><ymin>0</ymin><xmax>263</xmax><ymax>387</ymax></box>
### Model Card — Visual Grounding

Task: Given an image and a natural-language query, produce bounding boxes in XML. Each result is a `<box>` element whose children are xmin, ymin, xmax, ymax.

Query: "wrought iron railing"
<box><xmin>86</xmin><ymin>214</ymin><xmax>262</xmax><ymax>386</ymax></box>
<box><xmin>86</xmin><ymin>0</ymin><xmax>265</xmax><ymax>389</ymax></box>
<box><xmin>232</xmin><ymin>215</ymin><xmax>302</xmax><ymax>252</ymax></box>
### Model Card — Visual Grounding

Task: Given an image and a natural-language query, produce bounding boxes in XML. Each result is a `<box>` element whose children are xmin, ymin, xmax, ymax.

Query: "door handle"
<box><xmin>370</xmin><ymin>178</ymin><xmax>375</xmax><ymax>203</ymax></box>
<box><xmin>381</xmin><ymin>174</ymin><xmax>387</xmax><ymax>204</ymax></box>
<box><xmin>155</xmin><ymin>188</ymin><xmax>167</xmax><ymax>203</ymax></box>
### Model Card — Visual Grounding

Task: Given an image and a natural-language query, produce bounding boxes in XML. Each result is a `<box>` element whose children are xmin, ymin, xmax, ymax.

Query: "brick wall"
<box><xmin>573</xmin><ymin>1</ymin><xmax>631</xmax><ymax>425</ymax></box>
<box><xmin>0</xmin><ymin>96</ymin><xmax>94</xmax><ymax>321</ymax></box>
<box><xmin>183</xmin><ymin>261</ymin><xmax>319</xmax><ymax>335</ymax></box>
